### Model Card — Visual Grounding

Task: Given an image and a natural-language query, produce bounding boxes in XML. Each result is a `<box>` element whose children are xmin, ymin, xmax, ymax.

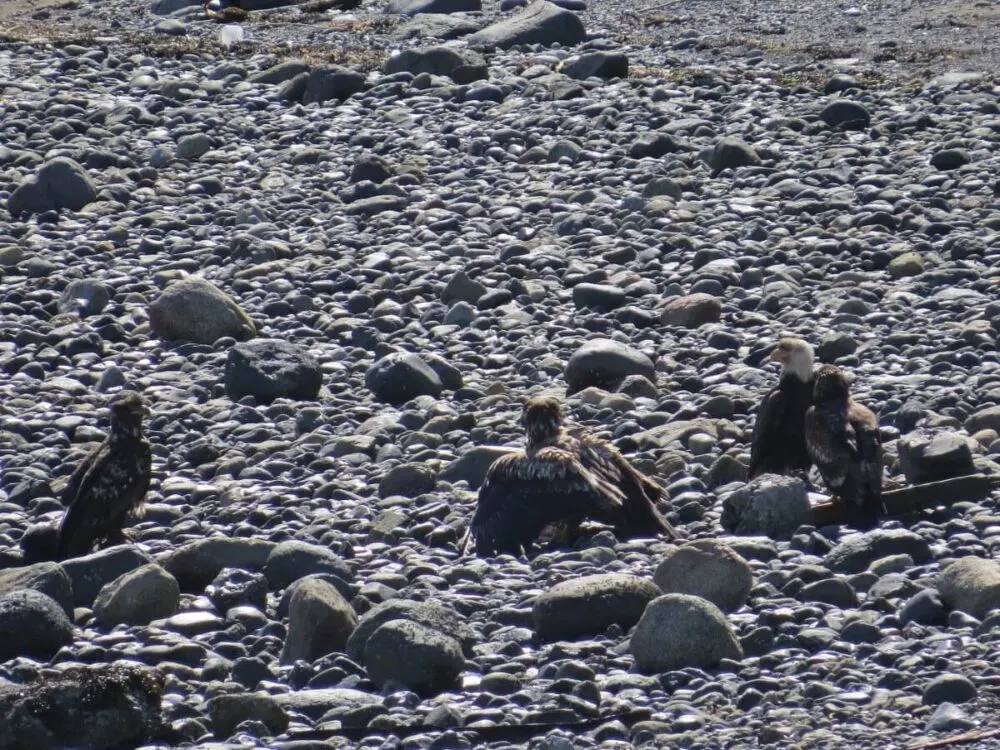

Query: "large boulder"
<box><xmin>440</xmin><ymin>446</ymin><xmax>518</xmax><ymax>489</ymax></box>
<box><xmin>825</xmin><ymin>529</ymin><xmax>932</xmax><ymax>574</ymax></box>
<box><xmin>653</xmin><ymin>540</ymin><xmax>753</xmax><ymax>613</ymax></box>
<box><xmin>630</xmin><ymin>594</ymin><xmax>743</xmax><ymax>672</ymax></box>
<box><xmin>61</xmin><ymin>545</ymin><xmax>155</xmax><ymax>608</ymax></box>
<box><xmin>7</xmin><ymin>157</ymin><xmax>97</xmax><ymax>217</ymax></box>
<box><xmin>149</xmin><ymin>277</ymin><xmax>256</xmax><ymax>345</ymax></box>
<box><xmin>364</xmin><ymin>619</ymin><xmax>465</xmax><ymax>696</ymax></box>
<box><xmin>347</xmin><ymin>599</ymin><xmax>475</xmax><ymax>663</ymax></box>
<box><xmin>898</xmin><ymin>430</ymin><xmax>976</xmax><ymax>484</ymax></box>
<box><xmin>224</xmin><ymin>339</ymin><xmax>322</xmax><ymax>403</ymax></box>
<box><xmin>264</xmin><ymin>540</ymin><xmax>353</xmax><ymax>591</ymax></box>
<box><xmin>378</xmin><ymin>462</ymin><xmax>438</xmax><ymax>499</ymax></box>
<box><xmin>94</xmin><ymin>564</ymin><xmax>180</xmax><ymax>627</ymax></box>
<box><xmin>0</xmin><ymin>663</ymin><xmax>163</xmax><ymax>750</ymax></box>
<box><xmin>938</xmin><ymin>557</ymin><xmax>1000</xmax><ymax>619</ymax></box>
<box><xmin>208</xmin><ymin>693</ymin><xmax>289</xmax><ymax>739</ymax></box>
<box><xmin>59</xmin><ymin>279</ymin><xmax>112</xmax><ymax>318</ymax></box>
<box><xmin>365</xmin><ymin>352</ymin><xmax>444</xmax><ymax>405</ymax></box>
<box><xmin>720</xmin><ymin>475</ymin><xmax>811</xmax><ymax>539</ymax></box>
<box><xmin>659</xmin><ymin>293</ymin><xmax>723</xmax><ymax>328</ymax></box>
<box><xmin>385</xmin><ymin>0</ymin><xmax>480</xmax><ymax>13</ymax></box>
<box><xmin>565</xmin><ymin>338</ymin><xmax>655</xmax><ymax>395</ymax></box>
<box><xmin>533</xmin><ymin>574</ymin><xmax>662</xmax><ymax>640</ymax></box>
<box><xmin>274</xmin><ymin>688</ymin><xmax>381</xmax><ymax>721</ymax></box>
<box><xmin>559</xmin><ymin>51</ymin><xmax>628</xmax><ymax>80</ymax></box>
<box><xmin>162</xmin><ymin>538</ymin><xmax>275</xmax><ymax>591</ymax></box>
<box><xmin>301</xmin><ymin>65</ymin><xmax>367</xmax><ymax>105</ymax></box>
<box><xmin>279</xmin><ymin>577</ymin><xmax>358</xmax><ymax>664</ymax></box>
<box><xmin>0</xmin><ymin>589</ymin><xmax>74</xmax><ymax>661</ymax></box>
<box><xmin>0</xmin><ymin>562</ymin><xmax>73</xmax><ymax>616</ymax></box>
<box><xmin>383</xmin><ymin>46</ymin><xmax>486</xmax><ymax>82</ymax></box>
<box><xmin>466</xmin><ymin>0</ymin><xmax>585</xmax><ymax>49</ymax></box>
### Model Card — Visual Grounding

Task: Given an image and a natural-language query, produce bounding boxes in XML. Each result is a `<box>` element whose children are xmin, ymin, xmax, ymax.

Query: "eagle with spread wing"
<box><xmin>748</xmin><ymin>336</ymin><xmax>816</xmax><ymax>479</ymax></box>
<box><xmin>56</xmin><ymin>391</ymin><xmax>152</xmax><ymax>561</ymax></box>
<box><xmin>465</xmin><ymin>396</ymin><xmax>676</xmax><ymax>557</ymax></box>
<box><xmin>805</xmin><ymin>364</ymin><xmax>884</xmax><ymax>530</ymax></box>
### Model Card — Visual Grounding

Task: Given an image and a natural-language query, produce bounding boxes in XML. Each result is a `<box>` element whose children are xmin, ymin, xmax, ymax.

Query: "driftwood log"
<box><xmin>810</xmin><ymin>474</ymin><xmax>994</xmax><ymax>527</ymax></box>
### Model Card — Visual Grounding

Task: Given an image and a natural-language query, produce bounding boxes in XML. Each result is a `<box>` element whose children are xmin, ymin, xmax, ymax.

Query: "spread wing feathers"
<box><xmin>576</xmin><ymin>433</ymin><xmax>677</xmax><ymax>539</ymax></box>
<box><xmin>57</xmin><ymin>440</ymin><xmax>152</xmax><ymax>560</ymax></box>
<box><xmin>470</xmin><ymin>448</ymin><xmax>625</xmax><ymax>557</ymax></box>
<box><xmin>806</xmin><ymin>403</ymin><xmax>884</xmax><ymax>528</ymax></box>
<box><xmin>748</xmin><ymin>387</ymin><xmax>784</xmax><ymax>478</ymax></box>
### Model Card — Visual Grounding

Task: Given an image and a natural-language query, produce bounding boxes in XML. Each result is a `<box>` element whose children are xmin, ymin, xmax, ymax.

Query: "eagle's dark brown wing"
<box><xmin>470</xmin><ymin>447</ymin><xmax>624</xmax><ymax>557</ymax></box>
<box><xmin>849</xmin><ymin>401</ymin><xmax>884</xmax><ymax>528</ymax></box>
<box><xmin>56</xmin><ymin>438</ymin><xmax>151</xmax><ymax>560</ymax></box>
<box><xmin>576</xmin><ymin>433</ymin><xmax>676</xmax><ymax>539</ymax></box>
<box><xmin>806</xmin><ymin>402</ymin><xmax>883</xmax><ymax>529</ymax></box>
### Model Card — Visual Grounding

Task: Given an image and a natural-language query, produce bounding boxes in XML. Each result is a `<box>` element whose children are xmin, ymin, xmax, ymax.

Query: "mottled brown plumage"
<box><xmin>748</xmin><ymin>337</ymin><xmax>815</xmax><ymax>479</ymax></box>
<box><xmin>805</xmin><ymin>365</ymin><xmax>884</xmax><ymax>530</ymax></box>
<box><xmin>56</xmin><ymin>392</ymin><xmax>152</xmax><ymax>561</ymax></box>
<box><xmin>466</xmin><ymin>397</ymin><xmax>676</xmax><ymax>557</ymax></box>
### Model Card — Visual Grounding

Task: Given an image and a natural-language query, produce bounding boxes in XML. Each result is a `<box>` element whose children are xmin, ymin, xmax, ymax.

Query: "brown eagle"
<box><xmin>56</xmin><ymin>392</ymin><xmax>152</xmax><ymax>561</ymax></box>
<box><xmin>805</xmin><ymin>364</ymin><xmax>884</xmax><ymax>530</ymax></box>
<box><xmin>465</xmin><ymin>396</ymin><xmax>676</xmax><ymax>557</ymax></box>
<box><xmin>748</xmin><ymin>337</ymin><xmax>816</xmax><ymax>479</ymax></box>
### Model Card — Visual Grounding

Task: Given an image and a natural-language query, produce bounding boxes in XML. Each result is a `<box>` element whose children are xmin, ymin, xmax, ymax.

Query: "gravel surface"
<box><xmin>2</xmin><ymin>0</ymin><xmax>1000</xmax><ymax>748</ymax></box>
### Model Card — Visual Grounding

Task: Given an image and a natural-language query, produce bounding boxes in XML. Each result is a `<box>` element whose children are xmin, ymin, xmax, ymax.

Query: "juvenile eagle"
<box><xmin>805</xmin><ymin>364</ymin><xmax>884</xmax><ymax>530</ymax></box>
<box><xmin>748</xmin><ymin>337</ymin><xmax>815</xmax><ymax>479</ymax></box>
<box><xmin>466</xmin><ymin>396</ymin><xmax>676</xmax><ymax>557</ymax></box>
<box><xmin>56</xmin><ymin>392</ymin><xmax>152</xmax><ymax>561</ymax></box>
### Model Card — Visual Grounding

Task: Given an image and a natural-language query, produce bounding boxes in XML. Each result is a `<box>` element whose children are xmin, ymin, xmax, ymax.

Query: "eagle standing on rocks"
<box><xmin>805</xmin><ymin>364</ymin><xmax>885</xmax><ymax>530</ymax></box>
<box><xmin>747</xmin><ymin>337</ymin><xmax>816</xmax><ymax>479</ymax></box>
<box><xmin>56</xmin><ymin>392</ymin><xmax>152</xmax><ymax>561</ymax></box>
<box><xmin>465</xmin><ymin>396</ymin><xmax>676</xmax><ymax>557</ymax></box>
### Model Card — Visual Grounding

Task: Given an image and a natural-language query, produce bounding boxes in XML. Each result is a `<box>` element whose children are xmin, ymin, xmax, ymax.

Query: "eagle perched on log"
<box><xmin>465</xmin><ymin>396</ymin><xmax>676</xmax><ymax>557</ymax></box>
<box><xmin>748</xmin><ymin>337</ymin><xmax>816</xmax><ymax>479</ymax></box>
<box><xmin>56</xmin><ymin>392</ymin><xmax>152</xmax><ymax>561</ymax></box>
<box><xmin>805</xmin><ymin>364</ymin><xmax>884</xmax><ymax>529</ymax></box>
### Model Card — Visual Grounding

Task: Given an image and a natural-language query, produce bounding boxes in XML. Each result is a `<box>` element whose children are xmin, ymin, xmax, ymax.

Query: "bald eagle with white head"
<box><xmin>805</xmin><ymin>364</ymin><xmax>884</xmax><ymax>529</ymax></box>
<box><xmin>465</xmin><ymin>396</ymin><xmax>676</xmax><ymax>557</ymax></box>
<box><xmin>748</xmin><ymin>337</ymin><xmax>816</xmax><ymax>479</ymax></box>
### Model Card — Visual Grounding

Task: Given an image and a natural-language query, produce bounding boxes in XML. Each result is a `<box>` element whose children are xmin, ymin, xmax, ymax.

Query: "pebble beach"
<box><xmin>3</xmin><ymin>0</ymin><xmax>1000</xmax><ymax>748</ymax></box>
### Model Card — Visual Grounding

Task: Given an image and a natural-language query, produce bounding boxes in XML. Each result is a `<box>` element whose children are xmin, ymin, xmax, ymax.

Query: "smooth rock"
<box><xmin>565</xmin><ymin>338</ymin><xmax>655</xmax><ymax>395</ymax></box>
<box><xmin>264</xmin><ymin>541</ymin><xmax>353</xmax><ymax>591</ymax></box>
<box><xmin>533</xmin><ymin>573</ymin><xmax>661</xmax><ymax>640</ymax></box>
<box><xmin>0</xmin><ymin>562</ymin><xmax>73</xmax><ymax>617</ymax></box>
<box><xmin>280</xmin><ymin>578</ymin><xmax>358</xmax><ymax>664</ymax></box>
<box><xmin>208</xmin><ymin>693</ymin><xmax>289</xmax><ymax>739</ymax></box>
<box><xmin>149</xmin><ymin>277</ymin><xmax>256</xmax><ymax>345</ymax></box>
<box><xmin>720</xmin><ymin>475</ymin><xmax>811</xmax><ymax>539</ymax></box>
<box><xmin>62</xmin><ymin>545</ymin><xmax>156</xmax><ymax>608</ymax></box>
<box><xmin>364</xmin><ymin>619</ymin><xmax>465</xmax><ymax>696</ymax></box>
<box><xmin>0</xmin><ymin>589</ymin><xmax>74</xmax><ymax>661</ymax></box>
<box><xmin>8</xmin><ymin>157</ymin><xmax>97</xmax><ymax>217</ymax></box>
<box><xmin>163</xmin><ymin>538</ymin><xmax>275</xmax><ymax>591</ymax></box>
<box><xmin>653</xmin><ymin>540</ymin><xmax>753</xmax><ymax>613</ymax></box>
<box><xmin>630</xmin><ymin>594</ymin><xmax>743</xmax><ymax>672</ymax></box>
<box><xmin>94</xmin><ymin>563</ymin><xmax>180</xmax><ymax>627</ymax></box>
<box><xmin>938</xmin><ymin>556</ymin><xmax>1000</xmax><ymax>619</ymax></box>
<box><xmin>224</xmin><ymin>339</ymin><xmax>322</xmax><ymax>403</ymax></box>
<box><xmin>346</xmin><ymin>599</ymin><xmax>475</xmax><ymax>663</ymax></box>
<box><xmin>466</xmin><ymin>0</ymin><xmax>586</xmax><ymax>49</ymax></box>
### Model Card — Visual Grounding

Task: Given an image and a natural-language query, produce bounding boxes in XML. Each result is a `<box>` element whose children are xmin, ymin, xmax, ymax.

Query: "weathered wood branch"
<box><xmin>810</xmin><ymin>473</ymin><xmax>994</xmax><ymax>527</ymax></box>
